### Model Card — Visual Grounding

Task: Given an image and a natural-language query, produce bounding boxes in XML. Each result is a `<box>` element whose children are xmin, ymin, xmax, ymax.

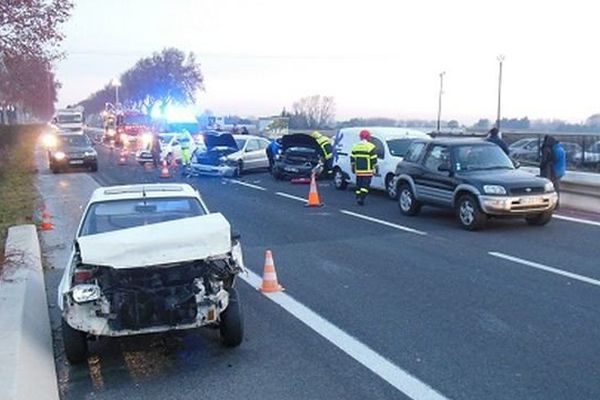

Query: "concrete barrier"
<box><xmin>0</xmin><ymin>225</ymin><xmax>59</xmax><ymax>400</ymax></box>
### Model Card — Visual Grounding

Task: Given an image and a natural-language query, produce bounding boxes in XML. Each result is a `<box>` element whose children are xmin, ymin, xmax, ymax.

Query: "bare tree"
<box><xmin>291</xmin><ymin>95</ymin><xmax>335</xmax><ymax>129</ymax></box>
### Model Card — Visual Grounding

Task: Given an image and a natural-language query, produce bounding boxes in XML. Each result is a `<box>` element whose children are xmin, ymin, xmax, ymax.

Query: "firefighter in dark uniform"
<box><xmin>351</xmin><ymin>129</ymin><xmax>378</xmax><ymax>205</ymax></box>
<box><xmin>310</xmin><ymin>131</ymin><xmax>333</xmax><ymax>174</ymax></box>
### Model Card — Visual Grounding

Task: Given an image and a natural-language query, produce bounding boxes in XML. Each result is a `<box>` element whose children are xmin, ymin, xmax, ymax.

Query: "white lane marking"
<box><xmin>227</xmin><ymin>179</ymin><xmax>267</xmax><ymax>191</ymax></box>
<box><xmin>240</xmin><ymin>270</ymin><xmax>449</xmax><ymax>400</ymax></box>
<box><xmin>275</xmin><ymin>192</ymin><xmax>307</xmax><ymax>203</ymax></box>
<box><xmin>340</xmin><ymin>210</ymin><xmax>427</xmax><ymax>236</ymax></box>
<box><xmin>553</xmin><ymin>214</ymin><xmax>600</xmax><ymax>228</ymax></box>
<box><xmin>489</xmin><ymin>252</ymin><xmax>600</xmax><ymax>288</ymax></box>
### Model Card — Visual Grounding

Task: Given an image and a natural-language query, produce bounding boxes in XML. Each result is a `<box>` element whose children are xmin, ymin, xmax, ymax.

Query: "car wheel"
<box><xmin>456</xmin><ymin>194</ymin><xmax>486</xmax><ymax>231</ymax></box>
<box><xmin>525</xmin><ymin>211</ymin><xmax>553</xmax><ymax>226</ymax></box>
<box><xmin>61</xmin><ymin>319</ymin><xmax>88</xmax><ymax>364</ymax></box>
<box><xmin>386</xmin><ymin>174</ymin><xmax>398</xmax><ymax>199</ymax></box>
<box><xmin>220</xmin><ymin>288</ymin><xmax>243</xmax><ymax>347</ymax></box>
<box><xmin>398</xmin><ymin>183</ymin><xmax>421</xmax><ymax>216</ymax></box>
<box><xmin>333</xmin><ymin>168</ymin><xmax>347</xmax><ymax>190</ymax></box>
<box><xmin>89</xmin><ymin>163</ymin><xmax>98</xmax><ymax>172</ymax></box>
<box><xmin>235</xmin><ymin>160</ymin><xmax>244</xmax><ymax>177</ymax></box>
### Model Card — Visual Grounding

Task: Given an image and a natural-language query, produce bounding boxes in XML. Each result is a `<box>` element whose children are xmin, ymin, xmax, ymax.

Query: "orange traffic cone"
<box><xmin>159</xmin><ymin>160</ymin><xmax>171</xmax><ymax>178</ymax></box>
<box><xmin>305</xmin><ymin>172</ymin><xmax>323</xmax><ymax>207</ymax></box>
<box><xmin>40</xmin><ymin>204</ymin><xmax>54</xmax><ymax>231</ymax></box>
<box><xmin>118</xmin><ymin>149</ymin><xmax>127</xmax><ymax>165</ymax></box>
<box><xmin>259</xmin><ymin>250</ymin><xmax>284</xmax><ymax>293</ymax></box>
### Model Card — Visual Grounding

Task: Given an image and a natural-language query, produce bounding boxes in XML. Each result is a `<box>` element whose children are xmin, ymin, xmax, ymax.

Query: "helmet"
<box><xmin>359</xmin><ymin>129</ymin><xmax>371</xmax><ymax>141</ymax></box>
<box><xmin>310</xmin><ymin>130</ymin><xmax>321</xmax><ymax>138</ymax></box>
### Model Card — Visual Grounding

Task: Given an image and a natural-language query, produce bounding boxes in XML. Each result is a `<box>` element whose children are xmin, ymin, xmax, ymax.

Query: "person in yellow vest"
<box><xmin>310</xmin><ymin>130</ymin><xmax>333</xmax><ymax>173</ymax></box>
<box><xmin>350</xmin><ymin>130</ymin><xmax>378</xmax><ymax>205</ymax></box>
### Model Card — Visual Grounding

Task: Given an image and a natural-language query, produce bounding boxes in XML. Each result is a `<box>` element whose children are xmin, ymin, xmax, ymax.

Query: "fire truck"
<box><xmin>102</xmin><ymin>109</ymin><xmax>153</xmax><ymax>147</ymax></box>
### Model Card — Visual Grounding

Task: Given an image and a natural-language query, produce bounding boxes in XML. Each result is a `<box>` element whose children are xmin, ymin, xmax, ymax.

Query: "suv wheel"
<box><xmin>333</xmin><ymin>168</ymin><xmax>347</xmax><ymax>190</ymax></box>
<box><xmin>220</xmin><ymin>288</ymin><xmax>244</xmax><ymax>347</ymax></box>
<box><xmin>386</xmin><ymin>175</ymin><xmax>398</xmax><ymax>199</ymax></box>
<box><xmin>525</xmin><ymin>211</ymin><xmax>553</xmax><ymax>226</ymax></box>
<box><xmin>398</xmin><ymin>183</ymin><xmax>421</xmax><ymax>216</ymax></box>
<box><xmin>61</xmin><ymin>319</ymin><xmax>88</xmax><ymax>364</ymax></box>
<box><xmin>456</xmin><ymin>194</ymin><xmax>486</xmax><ymax>231</ymax></box>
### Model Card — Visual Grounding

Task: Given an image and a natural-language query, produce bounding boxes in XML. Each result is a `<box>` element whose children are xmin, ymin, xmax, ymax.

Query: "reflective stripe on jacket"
<box><xmin>315</xmin><ymin>135</ymin><xmax>333</xmax><ymax>160</ymax></box>
<box><xmin>351</xmin><ymin>141</ymin><xmax>377</xmax><ymax>176</ymax></box>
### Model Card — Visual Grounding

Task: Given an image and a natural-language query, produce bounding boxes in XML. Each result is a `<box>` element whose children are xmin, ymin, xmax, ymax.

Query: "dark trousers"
<box><xmin>355</xmin><ymin>175</ymin><xmax>372</xmax><ymax>204</ymax></box>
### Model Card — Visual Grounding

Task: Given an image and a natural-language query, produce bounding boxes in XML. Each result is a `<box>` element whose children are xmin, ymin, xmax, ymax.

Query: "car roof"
<box><xmin>428</xmin><ymin>137</ymin><xmax>495</xmax><ymax>146</ymax></box>
<box><xmin>339</xmin><ymin>127</ymin><xmax>430</xmax><ymax>139</ymax></box>
<box><xmin>89</xmin><ymin>184</ymin><xmax>199</xmax><ymax>203</ymax></box>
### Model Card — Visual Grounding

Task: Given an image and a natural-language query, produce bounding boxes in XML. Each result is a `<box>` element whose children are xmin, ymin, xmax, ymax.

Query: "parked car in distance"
<box><xmin>393</xmin><ymin>139</ymin><xmax>558</xmax><ymax>230</ymax></box>
<box><xmin>271</xmin><ymin>133</ymin><xmax>327</xmax><ymax>180</ymax></box>
<box><xmin>573</xmin><ymin>140</ymin><xmax>600</xmax><ymax>166</ymax></box>
<box><xmin>58</xmin><ymin>184</ymin><xmax>245</xmax><ymax>363</ymax></box>
<box><xmin>49</xmin><ymin>133</ymin><xmax>98</xmax><ymax>173</ymax></box>
<box><xmin>332</xmin><ymin>127</ymin><xmax>431</xmax><ymax>198</ymax></box>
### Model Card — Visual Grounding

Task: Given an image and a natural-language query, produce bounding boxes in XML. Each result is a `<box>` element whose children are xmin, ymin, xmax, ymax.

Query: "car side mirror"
<box><xmin>512</xmin><ymin>159</ymin><xmax>521</xmax><ymax>169</ymax></box>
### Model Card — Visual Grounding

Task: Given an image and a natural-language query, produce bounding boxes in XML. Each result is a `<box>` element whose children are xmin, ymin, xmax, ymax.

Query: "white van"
<box><xmin>332</xmin><ymin>127</ymin><xmax>431</xmax><ymax>198</ymax></box>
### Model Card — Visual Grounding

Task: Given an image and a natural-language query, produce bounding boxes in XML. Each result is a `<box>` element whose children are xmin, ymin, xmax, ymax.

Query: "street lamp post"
<box><xmin>437</xmin><ymin>71</ymin><xmax>445</xmax><ymax>133</ymax></box>
<box><xmin>496</xmin><ymin>55</ymin><xmax>505</xmax><ymax>129</ymax></box>
<box><xmin>111</xmin><ymin>78</ymin><xmax>121</xmax><ymax>106</ymax></box>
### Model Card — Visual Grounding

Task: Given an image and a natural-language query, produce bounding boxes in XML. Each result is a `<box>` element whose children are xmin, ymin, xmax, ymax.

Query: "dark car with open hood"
<box><xmin>271</xmin><ymin>133</ymin><xmax>327</xmax><ymax>180</ymax></box>
<box><xmin>393</xmin><ymin>138</ymin><xmax>558</xmax><ymax>230</ymax></box>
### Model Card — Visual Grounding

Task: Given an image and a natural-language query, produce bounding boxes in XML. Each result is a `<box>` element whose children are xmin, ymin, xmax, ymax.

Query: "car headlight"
<box><xmin>544</xmin><ymin>181</ymin><xmax>555</xmax><ymax>192</ymax></box>
<box><xmin>84</xmin><ymin>150</ymin><xmax>97</xmax><ymax>157</ymax></box>
<box><xmin>42</xmin><ymin>133</ymin><xmax>57</xmax><ymax>148</ymax></box>
<box><xmin>53</xmin><ymin>151</ymin><xmax>66</xmax><ymax>160</ymax></box>
<box><xmin>71</xmin><ymin>284</ymin><xmax>101</xmax><ymax>303</ymax></box>
<box><xmin>483</xmin><ymin>185</ymin><xmax>507</xmax><ymax>195</ymax></box>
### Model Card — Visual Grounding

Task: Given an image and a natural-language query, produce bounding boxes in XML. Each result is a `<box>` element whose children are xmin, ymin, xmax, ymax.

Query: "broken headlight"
<box><xmin>71</xmin><ymin>284</ymin><xmax>101</xmax><ymax>303</ymax></box>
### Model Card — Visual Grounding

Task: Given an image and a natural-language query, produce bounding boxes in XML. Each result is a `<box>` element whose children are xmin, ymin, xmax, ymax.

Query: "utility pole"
<box><xmin>111</xmin><ymin>78</ymin><xmax>121</xmax><ymax>107</ymax></box>
<box><xmin>496</xmin><ymin>55</ymin><xmax>505</xmax><ymax>129</ymax></box>
<box><xmin>437</xmin><ymin>71</ymin><xmax>445</xmax><ymax>133</ymax></box>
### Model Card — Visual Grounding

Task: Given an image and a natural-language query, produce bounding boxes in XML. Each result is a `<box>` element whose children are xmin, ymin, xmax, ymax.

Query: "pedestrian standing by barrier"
<box><xmin>485</xmin><ymin>127</ymin><xmax>510</xmax><ymax>155</ymax></box>
<box><xmin>540</xmin><ymin>135</ymin><xmax>566</xmax><ymax>198</ymax></box>
<box><xmin>351</xmin><ymin>130</ymin><xmax>378</xmax><ymax>206</ymax></box>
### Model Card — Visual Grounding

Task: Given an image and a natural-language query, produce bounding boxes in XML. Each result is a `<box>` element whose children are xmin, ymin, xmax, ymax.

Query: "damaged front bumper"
<box><xmin>189</xmin><ymin>162</ymin><xmax>236</xmax><ymax>177</ymax></box>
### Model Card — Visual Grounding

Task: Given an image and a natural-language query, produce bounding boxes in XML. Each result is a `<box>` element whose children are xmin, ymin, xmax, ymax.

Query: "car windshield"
<box><xmin>235</xmin><ymin>138</ymin><xmax>247</xmax><ymax>149</ymax></box>
<box><xmin>58</xmin><ymin>135</ymin><xmax>90</xmax><ymax>147</ymax></box>
<box><xmin>79</xmin><ymin>197</ymin><xmax>206</xmax><ymax>236</ymax></box>
<box><xmin>454</xmin><ymin>145</ymin><xmax>514</xmax><ymax>171</ymax></box>
<box><xmin>57</xmin><ymin>114</ymin><xmax>82</xmax><ymax>123</ymax></box>
<box><xmin>387</xmin><ymin>139</ymin><xmax>414</xmax><ymax>157</ymax></box>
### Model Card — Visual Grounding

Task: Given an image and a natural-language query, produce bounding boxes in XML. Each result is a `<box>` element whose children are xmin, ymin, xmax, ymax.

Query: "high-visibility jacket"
<box><xmin>314</xmin><ymin>135</ymin><xmax>333</xmax><ymax>160</ymax></box>
<box><xmin>351</xmin><ymin>141</ymin><xmax>377</xmax><ymax>176</ymax></box>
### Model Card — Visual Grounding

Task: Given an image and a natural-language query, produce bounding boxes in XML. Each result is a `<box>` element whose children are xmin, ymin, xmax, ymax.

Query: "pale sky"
<box><xmin>56</xmin><ymin>0</ymin><xmax>600</xmax><ymax>124</ymax></box>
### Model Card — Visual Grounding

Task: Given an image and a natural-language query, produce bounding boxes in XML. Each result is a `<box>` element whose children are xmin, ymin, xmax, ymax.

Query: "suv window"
<box><xmin>371</xmin><ymin>137</ymin><xmax>385</xmax><ymax>159</ymax></box>
<box><xmin>424</xmin><ymin>145</ymin><xmax>450</xmax><ymax>171</ymax></box>
<box><xmin>404</xmin><ymin>141</ymin><xmax>427</xmax><ymax>163</ymax></box>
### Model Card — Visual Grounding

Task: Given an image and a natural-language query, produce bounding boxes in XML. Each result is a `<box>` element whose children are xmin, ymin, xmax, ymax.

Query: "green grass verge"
<box><xmin>0</xmin><ymin>124</ymin><xmax>42</xmax><ymax>265</ymax></box>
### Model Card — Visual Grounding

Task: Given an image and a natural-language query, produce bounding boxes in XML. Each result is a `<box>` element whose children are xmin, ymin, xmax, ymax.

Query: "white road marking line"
<box><xmin>489</xmin><ymin>252</ymin><xmax>600</xmax><ymax>288</ymax></box>
<box><xmin>275</xmin><ymin>192</ymin><xmax>307</xmax><ymax>203</ymax></box>
<box><xmin>227</xmin><ymin>179</ymin><xmax>267</xmax><ymax>191</ymax></box>
<box><xmin>553</xmin><ymin>214</ymin><xmax>600</xmax><ymax>228</ymax></box>
<box><xmin>239</xmin><ymin>270</ymin><xmax>449</xmax><ymax>400</ymax></box>
<box><xmin>340</xmin><ymin>210</ymin><xmax>427</xmax><ymax>236</ymax></box>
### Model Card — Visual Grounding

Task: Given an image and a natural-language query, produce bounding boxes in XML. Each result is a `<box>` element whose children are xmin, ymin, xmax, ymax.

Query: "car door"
<box><xmin>416</xmin><ymin>144</ymin><xmax>454</xmax><ymax>206</ymax></box>
<box><xmin>257</xmin><ymin>139</ymin><xmax>271</xmax><ymax>168</ymax></box>
<box><xmin>370</xmin><ymin>136</ymin><xmax>387</xmax><ymax>189</ymax></box>
<box><xmin>243</xmin><ymin>139</ymin><xmax>262</xmax><ymax>170</ymax></box>
<box><xmin>171</xmin><ymin>137</ymin><xmax>182</xmax><ymax>160</ymax></box>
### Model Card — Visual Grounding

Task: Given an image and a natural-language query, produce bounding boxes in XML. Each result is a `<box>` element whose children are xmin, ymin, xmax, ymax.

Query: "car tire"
<box><xmin>398</xmin><ymin>183</ymin><xmax>421</xmax><ymax>216</ymax></box>
<box><xmin>220</xmin><ymin>288</ymin><xmax>243</xmax><ymax>347</ymax></box>
<box><xmin>525</xmin><ymin>211</ymin><xmax>553</xmax><ymax>226</ymax></box>
<box><xmin>333</xmin><ymin>168</ymin><xmax>347</xmax><ymax>190</ymax></box>
<box><xmin>456</xmin><ymin>194</ymin><xmax>486</xmax><ymax>231</ymax></box>
<box><xmin>89</xmin><ymin>163</ymin><xmax>98</xmax><ymax>172</ymax></box>
<box><xmin>235</xmin><ymin>160</ymin><xmax>244</xmax><ymax>177</ymax></box>
<box><xmin>386</xmin><ymin>174</ymin><xmax>398</xmax><ymax>199</ymax></box>
<box><xmin>61</xmin><ymin>319</ymin><xmax>88</xmax><ymax>364</ymax></box>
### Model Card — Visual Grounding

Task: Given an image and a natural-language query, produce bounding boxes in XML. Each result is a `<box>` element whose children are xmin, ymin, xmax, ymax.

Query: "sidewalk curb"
<box><xmin>0</xmin><ymin>225</ymin><xmax>59</xmax><ymax>400</ymax></box>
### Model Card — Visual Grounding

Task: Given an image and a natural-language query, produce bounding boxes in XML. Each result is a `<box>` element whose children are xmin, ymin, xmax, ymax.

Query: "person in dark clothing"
<box><xmin>240</xmin><ymin>126</ymin><xmax>249</xmax><ymax>135</ymax></box>
<box><xmin>540</xmin><ymin>135</ymin><xmax>566</xmax><ymax>195</ymax></box>
<box><xmin>485</xmin><ymin>127</ymin><xmax>510</xmax><ymax>155</ymax></box>
<box><xmin>151</xmin><ymin>133</ymin><xmax>161</xmax><ymax>168</ymax></box>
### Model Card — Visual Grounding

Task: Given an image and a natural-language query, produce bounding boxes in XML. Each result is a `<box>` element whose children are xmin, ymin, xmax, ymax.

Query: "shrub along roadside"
<box><xmin>0</xmin><ymin>124</ymin><xmax>42</xmax><ymax>266</ymax></box>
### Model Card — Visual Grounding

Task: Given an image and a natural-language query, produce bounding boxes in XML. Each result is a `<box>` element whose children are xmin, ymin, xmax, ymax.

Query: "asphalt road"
<box><xmin>41</xmin><ymin>137</ymin><xmax>600</xmax><ymax>400</ymax></box>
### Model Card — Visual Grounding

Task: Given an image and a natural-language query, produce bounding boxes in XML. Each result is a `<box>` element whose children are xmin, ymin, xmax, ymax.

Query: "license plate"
<box><xmin>69</xmin><ymin>160</ymin><xmax>84</xmax><ymax>165</ymax></box>
<box><xmin>521</xmin><ymin>196</ymin><xmax>542</xmax><ymax>205</ymax></box>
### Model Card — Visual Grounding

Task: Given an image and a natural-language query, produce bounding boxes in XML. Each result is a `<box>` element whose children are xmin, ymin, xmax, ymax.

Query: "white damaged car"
<box><xmin>58</xmin><ymin>183</ymin><xmax>245</xmax><ymax>363</ymax></box>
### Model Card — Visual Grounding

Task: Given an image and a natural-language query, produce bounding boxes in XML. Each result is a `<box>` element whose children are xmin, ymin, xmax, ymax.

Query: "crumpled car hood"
<box><xmin>77</xmin><ymin>213</ymin><xmax>232</xmax><ymax>268</ymax></box>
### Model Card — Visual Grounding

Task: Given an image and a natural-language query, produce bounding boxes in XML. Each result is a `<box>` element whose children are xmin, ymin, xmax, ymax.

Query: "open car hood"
<box><xmin>204</xmin><ymin>132</ymin><xmax>238</xmax><ymax>150</ymax></box>
<box><xmin>281</xmin><ymin>134</ymin><xmax>319</xmax><ymax>151</ymax></box>
<box><xmin>77</xmin><ymin>213</ymin><xmax>231</xmax><ymax>268</ymax></box>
